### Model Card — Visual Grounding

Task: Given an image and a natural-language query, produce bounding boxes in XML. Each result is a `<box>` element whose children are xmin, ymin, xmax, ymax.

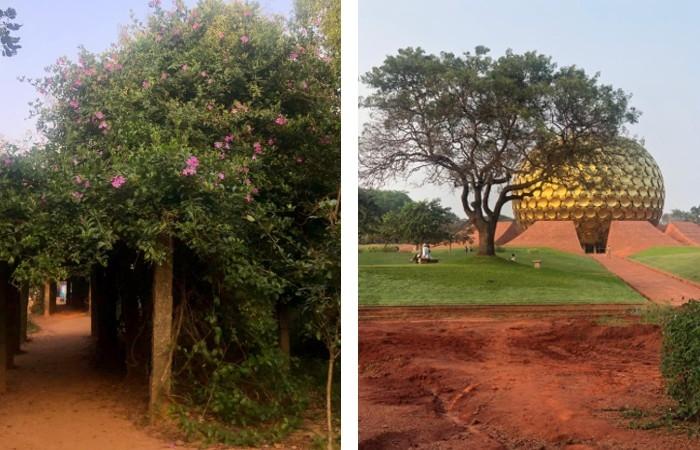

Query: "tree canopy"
<box><xmin>360</xmin><ymin>46</ymin><xmax>639</xmax><ymax>255</ymax></box>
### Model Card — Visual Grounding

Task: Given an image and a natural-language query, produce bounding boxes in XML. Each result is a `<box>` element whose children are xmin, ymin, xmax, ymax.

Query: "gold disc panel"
<box><xmin>511</xmin><ymin>142</ymin><xmax>665</xmax><ymax>247</ymax></box>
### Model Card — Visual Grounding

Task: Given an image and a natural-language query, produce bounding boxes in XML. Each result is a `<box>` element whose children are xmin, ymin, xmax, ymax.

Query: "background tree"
<box><xmin>358</xmin><ymin>188</ymin><xmax>413</xmax><ymax>242</ymax></box>
<box><xmin>379</xmin><ymin>199</ymin><xmax>455</xmax><ymax>247</ymax></box>
<box><xmin>663</xmin><ymin>206</ymin><xmax>700</xmax><ymax>224</ymax></box>
<box><xmin>0</xmin><ymin>7</ymin><xmax>20</xmax><ymax>56</ymax></box>
<box><xmin>360</xmin><ymin>46</ymin><xmax>639</xmax><ymax>255</ymax></box>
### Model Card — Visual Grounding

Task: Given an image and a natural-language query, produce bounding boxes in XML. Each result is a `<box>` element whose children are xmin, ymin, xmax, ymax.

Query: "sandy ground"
<box><xmin>359</xmin><ymin>309</ymin><xmax>700</xmax><ymax>449</ymax></box>
<box><xmin>0</xmin><ymin>312</ymin><xmax>194</xmax><ymax>450</ymax></box>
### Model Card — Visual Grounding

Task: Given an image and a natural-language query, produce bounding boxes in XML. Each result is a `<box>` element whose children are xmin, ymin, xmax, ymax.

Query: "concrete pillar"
<box><xmin>149</xmin><ymin>235</ymin><xmax>173</xmax><ymax>420</ymax></box>
<box><xmin>20</xmin><ymin>284</ymin><xmax>28</xmax><ymax>343</ymax></box>
<box><xmin>89</xmin><ymin>276</ymin><xmax>97</xmax><ymax>337</ymax></box>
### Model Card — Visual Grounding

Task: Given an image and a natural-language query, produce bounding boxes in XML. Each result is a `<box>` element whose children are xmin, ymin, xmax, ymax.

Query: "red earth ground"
<box><xmin>0</xmin><ymin>313</ymin><xmax>319</xmax><ymax>450</ymax></box>
<box><xmin>359</xmin><ymin>307</ymin><xmax>700</xmax><ymax>450</ymax></box>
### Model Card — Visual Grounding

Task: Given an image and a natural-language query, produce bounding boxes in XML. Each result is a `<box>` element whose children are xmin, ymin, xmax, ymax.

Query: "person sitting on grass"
<box><xmin>422</xmin><ymin>243</ymin><xmax>432</xmax><ymax>260</ymax></box>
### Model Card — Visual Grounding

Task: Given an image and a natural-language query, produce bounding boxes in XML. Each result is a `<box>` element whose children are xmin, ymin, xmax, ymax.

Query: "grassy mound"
<box><xmin>359</xmin><ymin>247</ymin><xmax>645</xmax><ymax>306</ymax></box>
<box><xmin>631</xmin><ymin>246</ymin><xmax>700</xmax><ymax>284</ymax></box>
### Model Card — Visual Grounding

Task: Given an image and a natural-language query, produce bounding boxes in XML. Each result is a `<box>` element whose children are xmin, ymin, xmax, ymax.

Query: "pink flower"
<box><xmin>289</xmin><ymin>52</ymin><xmax>299</xmax><ymax>61</ymax></box>
<box><xmin>98</xmin><ymin>120</ymin><xmax>110</xmax><ymax>130</ymax></box>
<box><xmin>274</xmin><ymin>115</ymin><xmax>288</xmax><ymax>126</ymax></box>
<box><xmin>243</xmin><ymin>10</ymin><xmax>252</xmax><ymax>17</ymax></box>
<box><xmin>217</xmin><ymin>172</ymin><xmax>225</xmax><ymax>180</ymax></box>
<box><xmin>296</xmin><ymin>156</ymin><xmax>304</xmax><ymax>164</ymax></box>
<box><xmin>217</xmin><ymin>31</ymin><xmax>225</xmax><ymax>39</ymax></box>
<box><xmin>200</xmin><ymin>71</ymin><xmax>208</xmax><ymax>78</ymax></box>
<box><xmin>251</xmin><ymin>187</ymin><xmax>259</xmax><ymax>194</ymax></box>
<box><xmin>142</xmin><ymin>80</ymin><xmax>151</xmax><ymax>89</ymax></box>
<box><xmin>2</xmin><ymin>158</ymin><xmax>12</xmax><ymax>166</ymax></box>
<box><xmin>253</xmin><ymin>142</ymin><xmax>263</xmax><ymax>154</ymax></box>
<box><xmin>181</xmin><ymin>155</ymin><xmax>199</xmax><ymax>176</ymax></box>
<box><xmin>224</xmin><ymin>134</ymin><xmax>234</xmax><ymax>143</ymax></box>
<box><xmin>244</xmin><ymin>194</ymin><xmax>253</xmax><ymax>203</ymax></box>
<box><xmin>214</xmin><ymin>141</ymin><xmax>223</xmax><ymax>149</ymax></box>
<box><xmin>206</xmin><ymin>103</ymin><xmax>214</xmax><ymax>111</ymax></box>
<box><xmin>94</xmin><ymin>111</ymin><xmax>105</xmax><ymax>120</ymax></box>
<box><xmin>72</xmin><ymin>191</ymin><xmax>84</xmax><ymax>200</ymax></box>
<box><xmin>74</xmin><ymin>175</ymin><xmax>83</xmax><ymax>184</ymax></box>
<box><xmin>160</xmin><ymin>71</ymin><xmax>169</xmax><ymax>80</ymax></box>
<box><xmin>69</xmin><ymin>99</ymin><xmax>80</xmax><ymax>109</ymax></box>
<box><xmin>192</xmin><ymin>22</ymin><xmax>201</xmax><ymax>31</ymax></box>
<box><xmin>267</xmin><ymin>138</ymin><xmax>275</xmax><ymax>145</ymax></box>
<box><xmin>240</xmin><ymin>35</ymin><xmax>250</xmax><ymax>44</ymax></box>
<box><xmin>111</xmin><ymin>175</ymin><xmax>126</xmax><ymax>188</ymax></box>
<box><xmin>181</xmin><ymin>64</ymin><xmax>189</xmax><ymax>71</ymax></box>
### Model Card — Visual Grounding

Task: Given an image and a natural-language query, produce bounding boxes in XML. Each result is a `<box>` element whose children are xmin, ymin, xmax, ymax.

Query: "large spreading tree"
<box><xmin>360</xmin><ymin>46</ymin><xmax>639</xmax><ymax>255</ymax></box>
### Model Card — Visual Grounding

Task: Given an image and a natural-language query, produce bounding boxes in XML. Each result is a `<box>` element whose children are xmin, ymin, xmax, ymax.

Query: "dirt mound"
<box><xmin>360</xmin><ymin>312</ymin><xmax>693</xmax><ymax>449</ymax></box>
<box><xmin>510</xmin><ymin>319</ymin><xmax>660</xmax><ymax>360</ymax></box>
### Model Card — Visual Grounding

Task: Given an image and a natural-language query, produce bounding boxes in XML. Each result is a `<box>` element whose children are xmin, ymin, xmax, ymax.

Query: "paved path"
<box><xmin>592</xmin><ymin>255</ymin><xmax>700</xmax><ymax>306</ymax></box>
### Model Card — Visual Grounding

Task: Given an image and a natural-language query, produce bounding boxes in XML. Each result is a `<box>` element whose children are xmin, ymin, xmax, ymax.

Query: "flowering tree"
<box><xmin>21</xmin><ymin>0</ymin><xmax>339</xmax><ymax>444</ymax></box>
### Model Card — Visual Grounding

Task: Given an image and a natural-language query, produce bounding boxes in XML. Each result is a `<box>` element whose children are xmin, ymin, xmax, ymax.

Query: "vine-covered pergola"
<box><xmin>0</xmin><ymin>0</ymin><xmax>339</xmax><ymax>440</ymax></box>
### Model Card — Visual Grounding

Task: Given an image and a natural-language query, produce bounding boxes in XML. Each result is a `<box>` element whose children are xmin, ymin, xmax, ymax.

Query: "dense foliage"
<box><xmin>2</xmin><ymin>0</ymin><xmax>339</xmax><ymax>445</ymax></box>
<box><xmin>379</xmin><ymin>200</ymin><xmax>457</xmax><ymax>246</ymax></box>
<box><xmin>359</xmin><ymin>188</ymin><xmax>413</xmax><ymax>241</ymax></box>
<box><xmin>661</xmin><ymin>301</ymin><xmax>700</xmax><ymax>421</ymax></box>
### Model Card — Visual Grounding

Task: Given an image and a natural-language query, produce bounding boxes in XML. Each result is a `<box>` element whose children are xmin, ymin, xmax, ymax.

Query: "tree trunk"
<box><xmin>43</xmin><ymin>281</ymin><xmax>57</xmax><ymax>316</ymax></box>
<box><xmin>149</xmin><ymin>234</ymin><xmax>174</xmax><ymax>421</ymax></box>
<box><xmin>326</xmin><ymin>353</ymin><xmax>335</xmax><ymax>450</ymax></box>
<box><xmin>0</xmin><ymin>263</ymin><xmax>7</xmax><ymax>393</ymax></box>
<box><xmin>278</xmin><ymin>303</ymin><xmax>290</xmax><ymax>357</ymax></box>
<box><xmin>474</xmin><ymin>216</ymin><xmax>498</xmax><ymax>256</ymax></box>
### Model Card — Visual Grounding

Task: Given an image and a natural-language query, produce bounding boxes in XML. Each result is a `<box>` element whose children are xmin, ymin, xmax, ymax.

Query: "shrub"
<box><xmin>359</xmin><ymin>244</ymin><xmax>399</xmax><ymax>253</ymax></box>
<box><xmin>661</xmin><ymin>300</ymin><xmax>700</xmax><ymax>420</ymax></box>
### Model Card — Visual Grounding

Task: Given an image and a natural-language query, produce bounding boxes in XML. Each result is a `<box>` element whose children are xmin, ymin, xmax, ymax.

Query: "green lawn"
<box><xmin>359</xmin><ymin>247</ymin><xmax>645</xmax><ymax>306</ymax></box>
<box><xmin>630</xmin><ymin>246</ymin><xmax>700</xmax><ymax>284</ymax></box>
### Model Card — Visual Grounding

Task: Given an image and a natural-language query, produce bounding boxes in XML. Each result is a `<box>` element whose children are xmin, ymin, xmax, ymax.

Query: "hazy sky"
<box><xmin>359</xmin><ymin>0</ymin><xmax>700</xmax><ymax>217</ymax></box>
<box><xmin>0</xmin><ymin>0</ymin><xmax>293</xmax><ymax>143</ymax></box>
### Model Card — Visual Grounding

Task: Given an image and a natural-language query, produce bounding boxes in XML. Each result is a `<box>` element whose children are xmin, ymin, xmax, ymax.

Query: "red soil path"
<box><xmin>606</xmin><ymin>221</ymin><xmax>683</xmax><ymax>257</ymax></box>
<box><xmin>359</xmin><ymin>311</ymin><xmax>699</xmax><ymax>449</ymax></box>
<box><xmin>665</xmin><ymin>221</ymin><xmax>700</xmax><ymax>246</ymax></box>
<box><xmin>504</xmin><ymin>221</ymin><xmax>583</xmax><ymax>254</ymax></box>
<box><xmin>0</xmin><ymin>313</ymin><xmax>194</xmax><ymax>450</ymax></box>
<box><xmin>592</xmin><ymin>255</ymin><xmax>700</xmax><ymax>305</ymax></box>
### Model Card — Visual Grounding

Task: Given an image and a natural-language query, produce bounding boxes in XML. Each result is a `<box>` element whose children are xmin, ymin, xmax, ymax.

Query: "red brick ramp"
<box><xmin>607</xmin><ymin>221</ymin><xmax>684</xmax><ymax>257</ymax></box>
<box><xmin>665</xmin><ymin>221</ymin><xmax>700</xmax><ymax>246</ymax></box>
<box><xmin>592</xmin><ymin>255</ymin><xmax>700</xmax><ymax>306</ymax></box>
<box><xmin>495</xmin><ymin>221</ymin><xmax>521</xmax><ymax>245</ymax></box>
<box><xmin>504</xmin><ymin>220</ymin><xmax>583</xmax><ymax>254</ymax></box>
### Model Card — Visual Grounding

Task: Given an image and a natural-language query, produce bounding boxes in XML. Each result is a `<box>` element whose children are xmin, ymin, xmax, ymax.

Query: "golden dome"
<box><xmin>511</xmin><ymin>141</ymin><xmax>664</xmax><ymax>247</ymax></box>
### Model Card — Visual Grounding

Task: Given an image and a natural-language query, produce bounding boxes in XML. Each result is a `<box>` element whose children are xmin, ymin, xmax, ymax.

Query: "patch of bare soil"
<box><xmin>359</xmin><ymin>311</ymin><xmax>699</xmax><ymax>449</ymax></box>
<box><xmin>0</xmin><ymin>313</ymin><xmax>323</xmax><ymax>450</ymax></box>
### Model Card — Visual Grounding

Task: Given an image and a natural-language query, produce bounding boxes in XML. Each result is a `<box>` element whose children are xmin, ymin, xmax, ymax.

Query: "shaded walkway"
<box><xmin>592</xmin><ymin>255</ymin><xmax>700</xmax><ymax>305</ymax></box>
<box><xmin>0</xmin><ymin>312</ymin><xmax>192</xmax><ymax>450</ymax></box>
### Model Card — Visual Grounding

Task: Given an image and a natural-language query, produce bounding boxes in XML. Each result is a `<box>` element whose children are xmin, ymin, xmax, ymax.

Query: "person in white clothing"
<box><xmin>421</xmin><ymin>243</ymin><xmax>431</xmax><ymax>260</ymax></box>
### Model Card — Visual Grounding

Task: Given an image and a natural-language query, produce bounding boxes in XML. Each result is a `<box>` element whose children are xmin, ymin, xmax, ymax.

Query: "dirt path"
<box><xmin>592</xmin><ymin>255</ymin><xmax>700</xmax><ymax>305</ymax></box>
<box><xmin>0</xmin><ymin>312</ymin><xmax>192</xmax><ymax>450</ymax></box>
<box><xmin>360</xmin><ymin>312</ymin><xmax>700</xmax><ymax>449</ymax></box>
